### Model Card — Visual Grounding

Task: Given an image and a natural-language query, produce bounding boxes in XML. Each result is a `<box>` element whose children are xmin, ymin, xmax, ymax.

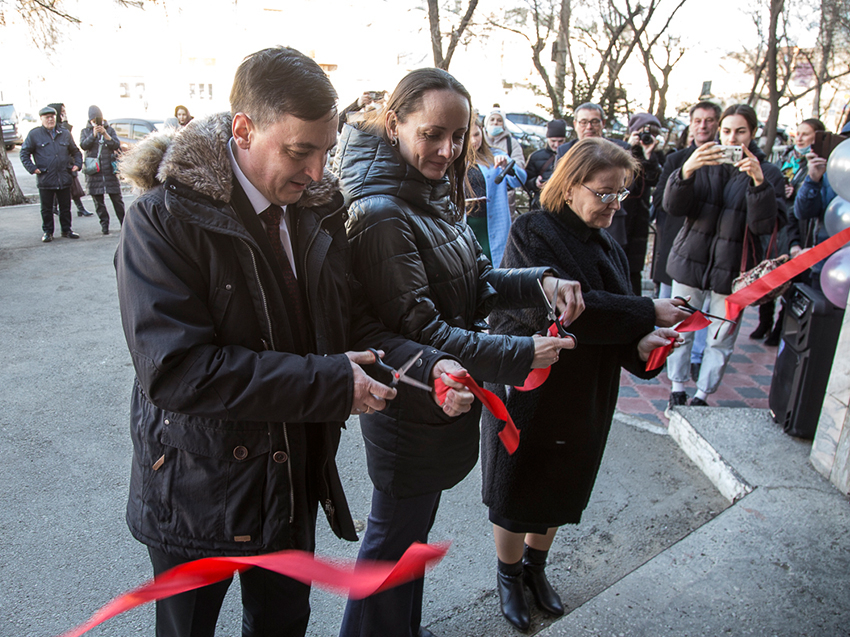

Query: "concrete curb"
<box><xmin>667</xmin><ymin>408</ymin><xmax>754</xmax><ymax>503</ymax></box>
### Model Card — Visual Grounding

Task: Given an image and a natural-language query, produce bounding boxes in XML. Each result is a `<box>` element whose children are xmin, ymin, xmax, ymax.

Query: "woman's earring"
<box><xmin>390</xmin><ymin>136</ymin><xmax>398</xmax><ymax>147</ymax></box>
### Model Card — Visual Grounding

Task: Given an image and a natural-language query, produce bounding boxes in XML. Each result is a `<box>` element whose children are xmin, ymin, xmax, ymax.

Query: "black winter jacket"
<box><xmin>524</xmin><ymin>147</ymin><xmax>557</xmax><ymax>203</ymax></box>
<box><xmin>664</xmin><ymin>141</ymin><xmax>786</xmax><ymax>294</ymax></box>
<box><xmin>335</xmin><ymin>124</ymin><xmax>548</xmax><ymax>497</ymax></box>
<box><xmin>116</xmin><ymin>114</ymin><xmax>444</xmax><ymax>559</ymax></box>
<box><xmin>80</xmin><ymin>122</ymin><xmax>122</xmax><ymax>195</ymax></box>
<box><xmin>650</xmin><ymin>145</ymin><xmax>695</xmax><ymax>286</ymax></box>
<box><xmin>20</xmin><ymin>125</ymin><xmax>82</xmax><ymax>189</ymax></box>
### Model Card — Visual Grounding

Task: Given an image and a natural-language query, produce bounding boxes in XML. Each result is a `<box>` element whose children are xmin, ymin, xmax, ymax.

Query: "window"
<box><xmin>112</xmin><ymin>122</ymin><xmax>130</xmax><ymax>138</ymax></box>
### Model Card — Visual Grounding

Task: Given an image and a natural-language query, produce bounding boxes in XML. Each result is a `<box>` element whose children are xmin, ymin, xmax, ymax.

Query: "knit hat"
<box><xmin>88</xmin><ymin>105</ymin><xmax>103</xmax><ymax>121</ymax></box>
<box><xmin>547</xmin><ymin>119</ymin><xmax>567</xmax><ymax>138</ymax></box>
<box><xmin>488</xmin><ymin>107</ymin><xmax>504</xmax><ymax>121</ymax></box>
<box><xmin>38</xmin><ymin>106</ymin><xmax>57</xmax><ymax>116</ymax></box>
<box><xmin>628</xmin><ymin>113</ymin><xmax>661</xmax><ymax>134</ymax></box>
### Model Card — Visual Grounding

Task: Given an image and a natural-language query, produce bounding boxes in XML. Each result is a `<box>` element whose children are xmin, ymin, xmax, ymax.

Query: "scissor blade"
<box><xmin>397</xmin><ymin>350</ymin><xmax>424</xmax><ymax>376</ymax></box>
<box><xmin>537</xmin><ymin>279</ymin><xmax>555</xmax><ymax>312</ymax></box>
<box><xmin>397</xmin><ymin>375</ymin><xmax>433</xmax><ymax>392</ymax></box>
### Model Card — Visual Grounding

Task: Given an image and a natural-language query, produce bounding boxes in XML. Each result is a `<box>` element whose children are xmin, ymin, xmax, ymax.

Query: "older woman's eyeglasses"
<box><xmin>582</xmin><ymin>184</ymin><xmax>629</xmax><ymax>203</ymax></box>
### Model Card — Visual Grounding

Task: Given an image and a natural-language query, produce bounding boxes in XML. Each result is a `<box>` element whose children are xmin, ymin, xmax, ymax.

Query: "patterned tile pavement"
<box><xmin>617</xmin><ymin>307</ymin><xmax>779</xmax><ymax>427</ymax></box>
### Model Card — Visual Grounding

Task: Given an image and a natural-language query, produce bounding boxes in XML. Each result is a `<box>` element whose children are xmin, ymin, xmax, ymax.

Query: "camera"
<box><xmin>94</xmin><ymin>116</ymin><xmax>103</xmax><ymax>127</ymax></box>
<box><xmin>716</xmin><ymin>145</ymin><xmax>743</xmax><ymax>164</ymax></box>
<box><xmin>639</xmin><ymin>132</ymin><xmax>654</xmax><ymax>145</ymax></box>
<box><xmin>367</xmin><ymin>91</ymin><xmax>384</xmax><ymax>101</ymax></box>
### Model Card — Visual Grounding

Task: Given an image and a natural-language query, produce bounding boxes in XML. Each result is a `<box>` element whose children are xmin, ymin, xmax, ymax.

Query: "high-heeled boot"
<box><xmin>497</xmin><ymin>559</ymin><xmax>530</xmax><ymax>630</ymax></box>
<box><xmin>750</xmin><ymin>300</ymin><xmax>774</xmax><ymax>339</ymax></box>
<box><xmin>765</xmin><ymin>303</ymin><xmax>785</xmax><ymax>346</ymax></box>
<box><xmin>522</xmin><ymin>546</ymin><xmax>564</xmax><ymax>617</ymax></box>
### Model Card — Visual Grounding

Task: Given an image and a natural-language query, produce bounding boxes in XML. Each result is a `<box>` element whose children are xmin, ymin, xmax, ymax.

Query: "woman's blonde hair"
<box><xmin>540</xmin><ymin>138</ymin><xmax>641</xmax><ymax>213</ymax></box>
<box><xmin>469</xmin><ymin>117</ymin><xmax>495</xmax><ymax>168</ymax></box>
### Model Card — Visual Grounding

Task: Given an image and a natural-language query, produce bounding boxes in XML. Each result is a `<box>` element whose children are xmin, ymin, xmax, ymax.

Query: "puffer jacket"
<box><xmin>19</xmin><ymin>125</ymin><xmax>82</xmax><ymax>189</ymax></box>
<box><xmin>664</xmin><ymin>141</ymin><xmax>787</xmax><ymax>294</ymax></box>
<box><xmin>116</xmin><ymin>114</ymin><xmax>444</xmax><ymax>559</ymax></box>
<box><xmin>334</xmin><ymin>124</ymin><xmax>548</xmax><ymax>498</ymax></box>
<box><xmin>80</xmin><ymin>122</ymin><xmax>122</xmax><ymax>195</ymax></box>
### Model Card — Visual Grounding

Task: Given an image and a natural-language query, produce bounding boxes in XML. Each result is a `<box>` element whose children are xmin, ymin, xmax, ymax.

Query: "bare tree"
<box><xmin>426</xmin><ymin>0</ymin><xmax>480</xmax><ymax>70</ymax></box>
<box><xmin>0</xmin><ymin>149</ymin><xmax>26</xmax><ymax>207</ymax></box>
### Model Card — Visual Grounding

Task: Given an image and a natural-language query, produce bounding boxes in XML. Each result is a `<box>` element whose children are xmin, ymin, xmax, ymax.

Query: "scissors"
<box><xmin>366</xmin><ymin>348</ymin><xmax>433</xmax><ymax>391</ymax></box>
<box><xmin>538</xmin><ymin>279</ymin><xmax>577</xmax><ymax>345</ymax></box>
<box><xmin>674</xmin><ymin>296</ymin><xmax>738</xmax><ymax>325</ymax></box>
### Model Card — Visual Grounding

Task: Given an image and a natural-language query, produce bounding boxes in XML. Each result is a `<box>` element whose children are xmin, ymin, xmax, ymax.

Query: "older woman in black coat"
<box><xmin>79</xmin><ymin>105</ymin><xmax>125</xmax><ymax>234</ymax></box>
<box><xmin>481</xmin><ymin>138</ymin><xmax>688</xmax><ymax>630</ymax></box>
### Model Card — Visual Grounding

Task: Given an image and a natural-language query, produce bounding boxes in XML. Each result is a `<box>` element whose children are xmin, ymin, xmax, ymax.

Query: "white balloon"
<box><xmin>821</xmin><ymin>246</ymin><xmax>850</xmax><ymax>309</ymax></box>
<box><xmin>824</xmin><ymin>196</ymin><xmax>850</xmax><ymax>236</ymax></box>
<box><xmin>826</xmin><ymin>138</ymin><xmax>850</xmax><ymax>202</ymax></box>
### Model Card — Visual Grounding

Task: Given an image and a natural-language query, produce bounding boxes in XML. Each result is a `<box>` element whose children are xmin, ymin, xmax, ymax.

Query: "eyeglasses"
<box><xmin>576</xmin><ymin>118</ymin><xmax>602</xmax><ymax>128</ymax></box>
<box><xmin>582</xmin><ymin>184</ymin><xmax>629</xmax><ymax>203</ymax></box>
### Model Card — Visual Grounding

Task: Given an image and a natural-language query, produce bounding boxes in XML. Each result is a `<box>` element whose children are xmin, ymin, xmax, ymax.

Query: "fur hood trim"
<box><xmin>119</xmin><ymin>112</ymin><xmax>339</xmax><ymax>209</ymax></box>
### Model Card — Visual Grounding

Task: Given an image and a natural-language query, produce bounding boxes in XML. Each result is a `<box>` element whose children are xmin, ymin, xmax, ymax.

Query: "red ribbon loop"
<box><xmin>435</xmin><ymin>373</ymin><xmax>520</xmax><ymax>454</ymax></box>
<box><xmin>644</xmin><ymin>310</ymin><xmax>712</xmax><ymax>371</ymax></box>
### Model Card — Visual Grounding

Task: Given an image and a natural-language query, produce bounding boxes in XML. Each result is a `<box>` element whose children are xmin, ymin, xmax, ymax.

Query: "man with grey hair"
<box><xmin>114</xmin><ymin>46</ymin><xmax>472</xmax><ymax>637</ymax></box>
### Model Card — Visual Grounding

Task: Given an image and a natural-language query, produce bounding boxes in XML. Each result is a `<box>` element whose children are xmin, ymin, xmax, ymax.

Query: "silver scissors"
<box><xmin>366</xmin><ymin>349</ymin><xmax>432</xmax><ymax>391</ymax></box>
<box><xmin>537</xmin><ymin>279</ymin><xmax>577</xmax><ymax>345</ymax></box>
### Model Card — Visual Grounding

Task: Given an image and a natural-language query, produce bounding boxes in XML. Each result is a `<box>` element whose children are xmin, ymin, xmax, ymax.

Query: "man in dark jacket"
<box><xmin>115</xmin><ymin>46</ymin><xmax>471</xmax><ymax>637</ymax></box>
<box><xmin>20</xmin><ymin>105</ymin><xmax>83</xmax><ymax>242</ymax></box>
<box><xmin>525</xmin><ymin>118</ymin><xmax>567</xmax><ymax>207</ymax></box>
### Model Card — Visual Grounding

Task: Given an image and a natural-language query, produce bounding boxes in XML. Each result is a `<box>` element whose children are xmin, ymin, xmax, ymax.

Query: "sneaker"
<box><xmin>42</xmin><ymin>232</ymin><xmax>53</xmax><ymax>243</ymax></box>
<box><xmin>690</xmin><ymin>362</ymin><xmax>701</xmax><ymax>383</ymax></box>
<box><xmin>61</xmin><ymin>230</ymin><xmax>80</xmax><ymax>239</ymax></box>
<box><xmin>665</xmin><ymin>391</ymin><xmax>688</xmax><ymax>417</ymax></box>
<box><xmin>689</xmin><ymin>397</ymin><xmax>709</xmax><ymax>407</ymax></box>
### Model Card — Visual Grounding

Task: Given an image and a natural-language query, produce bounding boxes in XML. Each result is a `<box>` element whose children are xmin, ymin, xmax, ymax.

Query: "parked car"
<box><xmin>108</xmin><ymin>118</ymin><xmax>165</xmax><ymax>153</ymax></box>
<box><xmin>477</xmin><ymin>113</ymin><xmax>546</xmax><ymax>159</ymax></box>
<box><xmin>505</xmin><ymin>111</ymin><xmax>549</xmax><ymax>139</ymax></box>
<box><xmin>1</xmin><ymin>103</ymin><xmax>20</xmax><ymax>150</ymax></box>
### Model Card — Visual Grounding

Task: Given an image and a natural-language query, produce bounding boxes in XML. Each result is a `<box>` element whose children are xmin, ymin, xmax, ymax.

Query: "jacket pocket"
<box><xmin>155</xmin><ymin>415</ymin><xmax>271</xmax><ymax>547</ymax></box>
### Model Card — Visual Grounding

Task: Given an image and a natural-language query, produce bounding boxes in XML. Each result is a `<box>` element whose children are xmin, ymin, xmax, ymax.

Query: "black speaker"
<box><xmin>769</xmin><ymin>283</ymin><xmax>845</xmax><ymax>438</ymax></box>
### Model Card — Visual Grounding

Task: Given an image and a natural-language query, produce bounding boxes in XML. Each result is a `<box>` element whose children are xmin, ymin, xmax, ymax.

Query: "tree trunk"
<box><xmin>427</xmin><ymin>0</ymin><xmax>445</xmax><ymax>69</ymax></box>
<box><xmin>553</xmin><ymin>0</ymin><xmax>572</xmax><ymax>117</ymax></box>
<box><xmin>812</xmin><ymin>0</ymin><xmax>836</xmax><ymax>116</ymax></box>
<box><xmin>442</xmin><ymin>0</ymin><xmax>478</xmax><ymax>71</ymax></box>
<box><xmin>762</xmin><ymin>0</ymin><xmax>783</xmax><ymax>153</ymax></box>
<box><xmin>0</xmin><ymin>148</ymin><xmax>26</xmax><ymax>207</ymax></box>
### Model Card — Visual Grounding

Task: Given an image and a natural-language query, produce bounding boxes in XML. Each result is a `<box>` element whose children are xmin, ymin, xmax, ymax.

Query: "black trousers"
<box><xmin>338</xmin><ymin>489</ymin><xmax>441</xmax><ymax>637</ymax></box>
<box><xmin>40</xmin><ymin>187</ymin><xmax>71</xmax><ymax>234</ymax></box>
<box><xmin>92</xmin><ymin>192</ymin><xmax>125</xmax><ymax>230</ymax></box>
<box><xmin>148</xmin><ymin>546</ymin><xmax>312</xmax><ymax>637</ymax></box>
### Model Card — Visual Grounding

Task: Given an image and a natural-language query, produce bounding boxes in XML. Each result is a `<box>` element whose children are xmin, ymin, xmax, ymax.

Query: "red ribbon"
<box><xmin>58</xmin><ymin>542</ymin><xmax>449</xmax><ymax>637</ymax></box>
<box><xmin>513</xmin><ymin>321</ymin><xmax>569</xmax><ymax>392</ymax></box>
<box><xmin>645</xmin><ymin>310</ymin><xmax>712</xmax><ymax>371</ymax></box>
<box><xmin>725</xmin><ymin>226</ymin><xmax>850</xmax><ymax>322</ymax></box>
<box><xmin>435</xmin><ymin>373</ymin><xmax>520</xmax><ymax>454</ymax></box>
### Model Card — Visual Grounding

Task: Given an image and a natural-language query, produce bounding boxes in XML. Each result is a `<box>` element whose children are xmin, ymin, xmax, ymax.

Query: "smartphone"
<box><xmin>367</xmin><ymin>91</ymin><xmax>384</xmax><ymax>101</ymax></box>
<box><xmin>716</xmin><ymin>145</ymin><xmax>743</xmax><ymax>164</ymax></box>
<box><xmin>94</xmin><ymin>116</ymin><xmax>103</xmax><ymax>127</ymax></box>
<box><xmin>812</xmin><ymin>131</ymin><xmax>843</xmax><ymax>159</ymax></box>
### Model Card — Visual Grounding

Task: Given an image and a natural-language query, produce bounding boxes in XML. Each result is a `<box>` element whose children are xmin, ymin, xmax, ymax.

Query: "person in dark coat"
<box><xmin>334</xmin><ymin>68</ymin><xmax>585</xmax><ymax>637</ymax></box>
<box><xmin>481</xmin><ymin>137</ymin><xmax>687</xmax><ymax>631</ymax></box>
<box><xmin>524</xmin><ymin>118</ymin><xmax>567</xmax><ymax>207</ymax></box>
<box><xmin>80</xmin><ymin>105</ymin><xmax>125</xmax><ymax>234</ymax></box>
<box><xmin>49</xmin><ymin>102</ymin><xmax>92</xmax><ymax>217</ymax></box>
<box><xmin>664</xmin><ymin>104</ymin><xmax>786</xmax><ymax>410</ymax></box>
<box><xmin>20</xmin><ymin>105</ymin><xmax>83</xmax><ymax>242</ymax></box>
<box><xmin>115</xmin><ymin>47</ymin><xmax>473</xmax><ymax>637</ymax></box>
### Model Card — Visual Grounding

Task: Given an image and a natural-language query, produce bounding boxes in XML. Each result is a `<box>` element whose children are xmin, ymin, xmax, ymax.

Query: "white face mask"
<box><xmin>486</xmin><ymin>125</ymin><xmax>504</xmax><ymax>138</ymax></box>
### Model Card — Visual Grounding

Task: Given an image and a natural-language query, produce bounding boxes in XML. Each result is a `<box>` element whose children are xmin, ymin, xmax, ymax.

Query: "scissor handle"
<box><xmin>365</xmin><ymin>348</ymin><xmax>398</xmax><ymax>385</ymax></box>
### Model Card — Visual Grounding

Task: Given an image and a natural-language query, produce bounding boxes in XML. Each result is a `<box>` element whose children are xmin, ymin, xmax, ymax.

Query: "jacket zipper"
<box><xmin>240</xmin><ymin>237</ymin><xmax>295</xmax><ymax>521</ymax></box>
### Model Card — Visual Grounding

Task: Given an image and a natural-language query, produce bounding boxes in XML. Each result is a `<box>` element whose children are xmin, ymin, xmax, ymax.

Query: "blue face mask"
<box><xmin>487</xmin><ymin>125</ymin><xmax>504</xmax><ymax>138</ymax></box>
<box><xmin>795</xmin><ymin>144</ymin><xmax>811</xmax><ymax>155</ymax></box>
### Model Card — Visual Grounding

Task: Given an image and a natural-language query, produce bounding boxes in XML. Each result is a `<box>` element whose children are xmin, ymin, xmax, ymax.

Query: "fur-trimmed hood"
<box><xmin>119</xmin><ymin>112</ymin><xmax>339</xmax><ymax>209</ymax></box>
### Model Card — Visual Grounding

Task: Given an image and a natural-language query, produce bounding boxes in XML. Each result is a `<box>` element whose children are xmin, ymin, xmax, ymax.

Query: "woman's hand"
<box><xmin>653</xmin><ymin>297</ymin><xmax>691</xmax><ymax>327</ymax></box>
<box><xmin>784</xmin><ymin>183</ymin><xmax>795</xmax><ymax>199</ymax></box>
<box><xmin>806</xmin><ymin>153</ymin><xmax>827</xmax><ymax>182</ymax></box>
<box><xmin>541</xmin><ymin>277</ymin><xmax>585</xmax><ymax>326</ymax></box>
<box><xmin>735</xmin><ymin>144</ymin><xmax>764</xmax><ymax>186</ymax></box>
<box><xmin>681</xmin><ymin>141</ymin><xmax>724</xmax><ymax>179</ymax></box>
<box><xmin>431</xmin><ymin>360</ymin><xmax>475</xmax><ymax>417</ymax></box>
<box><xmin>493</xmin><ymin>155</ymin><xmax>509</xmax><ymax>169</ymax></box>
<box><xmin>637</xmin><ymin>328</ymin><xmax>683</xmax><ymax>362</ymax></box>
<box><xmin>531</xmin><ymin>334</ymin><xmax>576</xmax><ymax>369</ymax></box>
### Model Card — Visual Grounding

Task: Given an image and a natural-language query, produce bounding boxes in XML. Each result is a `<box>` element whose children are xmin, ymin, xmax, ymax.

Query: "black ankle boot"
<box><xmin>497</xmin><ymin>561</ymin><xmax>530</xmax><ymax>630</ymax></box>
<box><xmin>750</xmin><ymin>302</ymin><xmax>774</xmax><ymax>339</ymax></box>
<box><xmin>523</xmin><ymin>546</ymin><xmax>564</xmax><ymax>617</ymax></box>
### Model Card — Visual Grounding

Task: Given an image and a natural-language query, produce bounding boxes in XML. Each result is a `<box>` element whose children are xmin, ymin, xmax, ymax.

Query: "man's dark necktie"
<box><xmin>258</xmin><ymin>204</ymin><xmax>309</xmax><ymax>345</ymax></box>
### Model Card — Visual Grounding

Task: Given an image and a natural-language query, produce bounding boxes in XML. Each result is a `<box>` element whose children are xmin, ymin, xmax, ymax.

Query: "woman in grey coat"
<box><xmin>79</xmin><ymin>105</ymin><xmax>125</xmax><ymax>234</ymax></box>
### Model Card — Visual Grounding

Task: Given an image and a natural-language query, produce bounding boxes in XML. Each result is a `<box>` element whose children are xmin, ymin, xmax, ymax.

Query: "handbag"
<box><xmin>83</xmin><ymin>156</ymin><xmax>100</xmax><ymax>175</ymax></box>
<box><xmin>731</xmin><ymin>222</ymin><xmax>790</xmax><ymax>305</ymax></box>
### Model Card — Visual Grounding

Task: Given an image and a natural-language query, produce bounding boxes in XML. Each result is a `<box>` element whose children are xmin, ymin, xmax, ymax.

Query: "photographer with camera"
<box><xmin>525</xmin><ymin>119</ymin><xmax>567</xmax><ymax>208</ymax></box>
<box><xmin>664</xmin><ymin>104</ymin><xmax>786</xmax><ymax>410</ymax></box>
<box><xmin>338</xmin><ymin>90</ymin><xmax>386</xmax><ymax>132</ymax></box>
<box><xmin>79</xmin><ymin>105</ymin><xmax>125</xmax><ymax>234</ymax></box>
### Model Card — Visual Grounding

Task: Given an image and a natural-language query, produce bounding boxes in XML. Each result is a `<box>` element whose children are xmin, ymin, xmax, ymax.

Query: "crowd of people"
<box><xmin>17</xmin><ymin>44</ymin><xmax>849</xmax><ymax>637</ymax></box>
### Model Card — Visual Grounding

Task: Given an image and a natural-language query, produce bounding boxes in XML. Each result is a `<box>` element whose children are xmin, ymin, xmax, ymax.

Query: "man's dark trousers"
<box><xmin>40</xmin><ymin>187</ymin><xmax>72</xmax><ymax>234</ymax></box>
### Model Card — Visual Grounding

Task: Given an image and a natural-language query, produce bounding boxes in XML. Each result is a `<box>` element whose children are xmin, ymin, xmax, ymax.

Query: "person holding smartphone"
<box><xmin>79</xmin><ymin>105</ymin><xmax>125</xmax><ymax>234</ymax></box>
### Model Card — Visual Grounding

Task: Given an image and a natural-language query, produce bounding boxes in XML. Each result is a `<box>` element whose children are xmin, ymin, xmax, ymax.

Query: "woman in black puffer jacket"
<box><xmin>664</xmin><ymin>104</ymin><xmax>786</xmax><ymax>409</ymax></box>
<box><xmin>79</xmin><ymin>105</ymin><xmax>125</xmax><ymax>234</ymax></box>
<box><xmin>334</xmin><ymin>68</ymin><xmax>584</xmax><ymax>637</ymax></box>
